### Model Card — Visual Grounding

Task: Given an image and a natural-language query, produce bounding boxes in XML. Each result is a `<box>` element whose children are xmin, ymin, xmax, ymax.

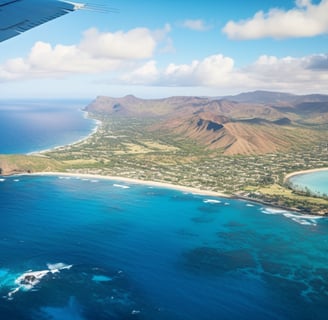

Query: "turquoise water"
<box><xmin>0</xmin><ymin>175</ymin><xmax>328</xmax><ymax>319</ymax></box>
<box><xmin>1</xmin><ymin>102</ymin><xmax>328</xmax><ymax>319</ymax></box>
<box><xmin>289</xmin><ymin>170</ymin><xmax>328</xmax><ymax>197</ymax></box>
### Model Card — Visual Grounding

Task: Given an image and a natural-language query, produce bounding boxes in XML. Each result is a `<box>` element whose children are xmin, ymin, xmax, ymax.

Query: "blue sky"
<box><xmin>0</xmin><ymin>0</ymin><xmax>327</xmax><ymax>99</ymax></box>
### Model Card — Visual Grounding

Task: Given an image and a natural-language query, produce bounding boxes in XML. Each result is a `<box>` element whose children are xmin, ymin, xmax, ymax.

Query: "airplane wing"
<box><xmin>0</xmin><ymin>0</ymin><xmax>84</xmax><ymax>43</ymax></box>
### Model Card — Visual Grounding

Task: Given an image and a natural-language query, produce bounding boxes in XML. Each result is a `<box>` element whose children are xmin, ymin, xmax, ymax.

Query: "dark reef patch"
<box><xmin>223</xmin><ymin>221</ymin><xmax>245</xmax><ymax>228</ymax></box>
<box><xmin>191</xmin><ymin>215</ymin><xmax>215</xmax><ymax>223</ymax></box>
<box><xmin>182</xmin><ymin>247</ymin><xmax>256</xmax><ymax>276</ymax></box>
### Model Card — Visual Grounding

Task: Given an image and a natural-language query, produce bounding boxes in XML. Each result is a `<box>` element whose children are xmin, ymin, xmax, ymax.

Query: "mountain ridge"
<box><xmin>85</xmin><ymin>91</ymin><xmax>328</xmax><ymax>155</ymax></box>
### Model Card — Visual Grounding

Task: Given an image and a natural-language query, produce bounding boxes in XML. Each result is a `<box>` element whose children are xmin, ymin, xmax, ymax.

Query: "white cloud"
<box><xmin>162</xmin><ymin>54</ymin><xmax>235</xmax><ymax>86</ymax></box>
<box><xmin>0</xmin><ymin>25</ymin><xmax>171</xmax><ymax>81</ymax></box>
<box><xmin>242</xmin><ymin>54</ymin><xmax>328</xmax><ymax>92</ymax></box>
<box><xmin>153</xmin><ymin>24</ymin><xmax>175</xmax><ymax>53</ymax></box>
<box><xmin>79</xmin><ymin>27</ymin><xmax>157</xmax><ymax>59</ymax></box>
<box><xmin>120</xmin><ymin>60</ymin><xmax>159</xmax><ymax>84</ymax></box>
<box><xmin>116</xmin><ymin>53</ymin><xmax>328</xmax><ymax>94</ymax></box>
<box><xmin>0</xmin><ymin>23</ymin><xmax>327</xmax><ymax>94</ymax></box>
<box><xmin>223</xmin><ymin>0</ymin><xmax>328</xmax><ymax>39</ymax></box>
<box><xmin>182</xmin><ymin>19</ymin><xmax>210</xmax><ymax>31</ymax></box>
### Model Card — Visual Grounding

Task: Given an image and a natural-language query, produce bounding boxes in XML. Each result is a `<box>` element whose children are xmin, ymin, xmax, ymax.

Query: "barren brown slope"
<box><xmin>86</xmin><ymin>95</ymin><xmax>295</xmax><ymax>122</ymax></box>
<box><xmin>153</xmin><ymin>116</ymin><xmax>297</xmax><ymax>155</ymax></box>
<box><xmin>151</xmin><ymin>111</ymin><xmax>322</xmax><ymax>155</ymax></box>
<box><xmin>201</xmin><ymin>100</ymin><xmax>289</xmax><ymax>121</ymax></box>
<box><xmin>85</xmin><ymin>95</ymin><xmax>210</xmax><ymax>117</ymax></box>
<box><xmin>221</xmin><ymin>123</ymin><xmax>290</xmax><ymax>155</ymax></box>
<box><xmin>85</xmin><ymin>92</ymin><xmax>328</xmax><ymax>156</ymax></box>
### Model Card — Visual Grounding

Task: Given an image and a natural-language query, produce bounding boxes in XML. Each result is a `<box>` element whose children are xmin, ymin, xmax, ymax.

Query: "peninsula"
<box><xmin>1</xmin><ymin>91</ymin><xmax>328</xmax><ymax>215</ymax></box>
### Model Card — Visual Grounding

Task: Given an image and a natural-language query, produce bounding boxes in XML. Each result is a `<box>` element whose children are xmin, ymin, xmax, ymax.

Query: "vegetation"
<box><xmin>39</xmin><ymin>115</ymin><xmax>328</xmax><ymax>215</ymax></box>
<box><xmin>1</xmin><ymin>109</ymin><xmax>327</xmax><ymax>215</ymax></box>
<box><xmin>0</xmin><ymin>154</ymin><xmax>64</xmax><ymax>175</ymax></box>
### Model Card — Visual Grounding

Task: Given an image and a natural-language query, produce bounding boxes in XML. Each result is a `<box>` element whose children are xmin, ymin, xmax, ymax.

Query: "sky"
<box><xmin>0</xmin><ymin>0</ymin><xmax>328</xmax><ymax>99</ymax></box>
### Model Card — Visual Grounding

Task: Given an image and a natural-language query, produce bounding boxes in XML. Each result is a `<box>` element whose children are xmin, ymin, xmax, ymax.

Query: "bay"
<box><xmin>289</xmin><ymin>170</ymin><xmax>328</xmax><ymax>197</ymax></box>
<box><xmin>0</xmin><ymin>175</ymin><xmax>327</xmax><ymax>319</ymax></box>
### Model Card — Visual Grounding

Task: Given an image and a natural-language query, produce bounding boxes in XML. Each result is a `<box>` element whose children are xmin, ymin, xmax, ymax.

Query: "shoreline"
<box><xmin>3</xmin><ymin>170</ymin><xmax>326</xmax><ymax>215</ymax></box>
<box><xmin>1</xmin><ymin>103</ymin><xmax>326</xmax><ymax>215</ymax></box>
<box><xmin>28</xmin><ymin>110</ymin><xmax>101</xmax><ymax>156</ymax></box>
<box><xmin>27</xmin><ymin>171</ymin><xmax>231</xmax><ymax>199</ymax></box>
<box><xmin>284</xmin><ymin>167</ymin><xmax>328</xmax><ymax>182</ymax></box>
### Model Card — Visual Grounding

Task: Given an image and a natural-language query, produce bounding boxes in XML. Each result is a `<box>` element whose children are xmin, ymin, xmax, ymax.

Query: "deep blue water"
<box><xmin>0</xmin><ymin>100</ymin><xmax>95</xmax><ymax>154</ymax></box>
<box><xmin>0</xmin><ymin>175</ymin><xmax>328</xmax><ymax>319</ymax></box>
<box><xmin>289</xmin><ymin>170</ymin><xmax>328</xmax><ymax>197</ymax></box>
<box><xmin>1</xmin><ymin>102</ymin><xmax>328</xmax><ymax>319</ymax></box>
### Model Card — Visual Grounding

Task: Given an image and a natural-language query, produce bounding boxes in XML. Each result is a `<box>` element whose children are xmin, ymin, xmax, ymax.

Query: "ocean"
<box><xmin>1</xmin><ymin>101</ymin><xmax>328</xmax><ymax>319</ymax></box>
<box><xmin>0</xmin><ymin>100</ymin><xmax>96</xmax><ymax>154</ymax></box>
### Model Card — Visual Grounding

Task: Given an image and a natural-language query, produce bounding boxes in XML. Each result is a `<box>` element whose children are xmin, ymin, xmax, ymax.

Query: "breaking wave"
<box><xmin>261</xmin><ymin>207</ymin><xmax>323</xmax><ymax>226</ymax></box>
<box><xmin>4</xmin><ymin>263</ymin><xmax>72</xmax><ymax>300</ymax></box>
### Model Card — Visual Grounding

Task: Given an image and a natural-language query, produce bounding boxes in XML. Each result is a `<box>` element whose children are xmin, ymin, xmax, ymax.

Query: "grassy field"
<box><xmin>0</xmin><ymin>154</ymin><xmax>64</xmax><ymax>175</ymax></box>
<box><xmin>241</xmin><ymin>184</ymin><xmax>328</xmax><ymax>215</ymax></box>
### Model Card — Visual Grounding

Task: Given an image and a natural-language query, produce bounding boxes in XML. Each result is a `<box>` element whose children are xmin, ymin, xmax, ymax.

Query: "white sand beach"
<box><xmin>284</xmin><ymin>167</ymin><xmax>328</xmax><ymax>182</ymax></box>
<box><xmin>29</xmin><ymin>171</ymin><xmax>231</xmax><ymax>198</ymax></box>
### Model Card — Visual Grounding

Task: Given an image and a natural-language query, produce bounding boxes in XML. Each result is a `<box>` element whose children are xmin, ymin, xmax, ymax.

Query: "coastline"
<box><xmin>20</xmin><ymin>171</ymin><xmax>326</xmax><ymax>216</ymax></box>
<box><xmin>27</xmin><ymin>171</ymin><xmax>231</xmax><ymax>199</ymax></box>
<box><xmin>17</xmin><ymin>110</ymin><xmax>230</xmax><ymax>199</ymax></box>
<box><xmin>284</xmin><ymin>167</ymin><xmax>328</xmax><ymax>182</ymax></box>
<box><xmin>1</xmin><ymin>106</ymin><xmax>326</xmax><ymax>215</ymax></box>
<box><xmin>28</xmin><ymin>111</ymin><xmax>101</xmax><ymax>156</ymax></box>
<box><xmin>4</xmin><ymin>170</ymin><xmax>326</xmax><ymax>215</ymax></box>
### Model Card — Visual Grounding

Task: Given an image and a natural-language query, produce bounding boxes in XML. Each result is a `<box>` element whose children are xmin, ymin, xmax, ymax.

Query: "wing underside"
<box><xmin>0</xmin><ymin>0</ymin><xmax>80</xmax><ymax>42</ymax></box>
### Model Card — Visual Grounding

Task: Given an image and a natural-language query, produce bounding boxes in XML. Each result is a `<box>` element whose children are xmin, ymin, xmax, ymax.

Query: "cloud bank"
<box><xmin>0</xmin><ymin>25</ymin><xmax>171</xmax><ymax>80</ymax></box>
<box><xmin>117</xmin><ymin>52</ymin><xmax>328</xmax><ymax>93</ymax></box>
<box><xmin>223</xmin><ymin>0</ymin><xmax>328</xmax><ymax>39</ymax></box>
<box><xmin>0</xmin><ymin>25</ymin><xmax>327</xmax><ymax>94</ymax></box>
